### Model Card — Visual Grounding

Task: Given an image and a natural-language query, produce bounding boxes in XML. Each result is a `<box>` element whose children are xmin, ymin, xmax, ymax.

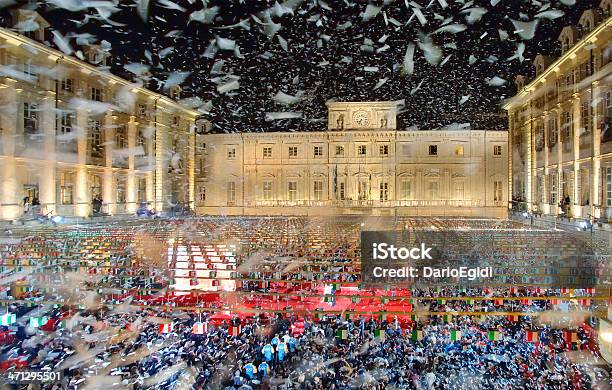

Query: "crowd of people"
<box><xmin>0</xmin><ymin>216</ymin><xmax>609</xmax><ymax>389</ymax></box>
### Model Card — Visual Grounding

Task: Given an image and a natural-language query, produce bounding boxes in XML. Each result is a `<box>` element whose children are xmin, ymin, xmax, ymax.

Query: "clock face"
<box><xmin>353</xmin><ymin>111</ymin><xmax>370</xmax><ymax>127</ymax></box>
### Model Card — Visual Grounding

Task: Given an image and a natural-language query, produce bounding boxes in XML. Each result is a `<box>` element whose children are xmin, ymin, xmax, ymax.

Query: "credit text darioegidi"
<box><xmin>371</xmin><ymin>266</ymin><xmax>493</xmax><ymax>281</ymax></box>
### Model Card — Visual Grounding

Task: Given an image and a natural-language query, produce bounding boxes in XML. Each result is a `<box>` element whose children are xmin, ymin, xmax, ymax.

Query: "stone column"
<box><xmin>126</xmin><ymin>116</ymin><xmax>137</xmax><ymax>213</ymax></box>
<box><xmin>592</xmin><ymin>82</ymin><xmax>601</xmax><ymax>218</ymax></box>
<box><xmin>39</xmin><ymin>91</ymin><xmax>56</xmax><ymax>215</ymax></box>
<box><xmin>572</xmin><ymin>94</ymin><xmax>581</xmax><ymax>217</ymax></box>
<box><xmin>103</xmin><ymin>111</ymin><xmax>115</xmax><ymax>215</ymax></box>
<box><xmin>74</xmin><ymin>106</ymin><xmax>89</xmax><ymax>217</ymax></box>
<box><xmin>0</xmin><ymin>79</ymin><xmax>19</xmax><ymax>220</ymax></box>
<box><xmin>187</xmin><ymin>123</ymin><xmax>196</xmax><ymax>210</ymax></box>
<box><xmin>154</xmin><ymin>122</ymin><xmax>165</xmax><ymax>211</ymax></box>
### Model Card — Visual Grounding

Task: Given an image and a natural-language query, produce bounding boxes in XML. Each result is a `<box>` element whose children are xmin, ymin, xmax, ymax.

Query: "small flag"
<box><xmin>412</xmin><ymin>329</ymin><xmax>423</xmax><ymax>341</ymax></box>
<box><xmin>494</xmin><ymin>299</ymin><xmax>504</xmax><ymax>306</ymax></box>
<box><xmin>488</xmin><ymin>330</ymin><xmax>502</xmax><ymax>341</ymax></box>
<box><xmin>192</xmin><ymin>322</ymin><xmax>207</xmax><ymax>334</ymax></box>
<box><xmin>410</xmin><ymin>314</ymin><xmax>418</xmax><ymax>321</ymax></box>
<box><xmin>374</xmin><ymin>329</ymin><xmax>385</xmax><ymax>340</ymax></box>
<box><xmin>345</xmin><ymin>312</ymin><xmax>355</xmax><ymax>320</ymax></box>
<box><xmin>442</xmin><ymin>314</ymin><xmax>452</xmax><ymax>323</ymax></box>
<box><xmin>525</xmin><ymin>330</ymin><xmax>539</xmax><ymax>342</ymax></box>
<box><xmin>437</xmin><ymin>298</ymin><xmax>445</xmax><ymax>305</ymax></box>
<box><xmin>450</xmin><ymin>329</ymin><xmax>461</xmax><ymax>341</ymax></box>
<box><xmin>336</xmin><ymin>329</ymin><xmax>349</xmax><ymax>339</ymax></box>
<box><xmin>381</xmin><ymin>297</ymin><xmax>389</xmax><ymax>304</ymax></box>
<box><xmin>159</xmin><ymin>323</ymin><xmax>173</xmax><ymax>334</ymax></box>
<box><xmin>30</xmin><ymin>316</ymin><xmax>48</xmax><ymax>328</ymax></box>
<box><xmin>351</xmin><ymin>296</ymin><xmax>361</xmax><ymax>303</ymax></box>
<box><xmin>228</xmin><ymin>326</ymin><xmax>241</xmax><ymax>336</ymax></box>
<box><xmin>507</xmin><ymin>314</ymin><xmax>519</xmax><ymax>322</ymax></box>
<box><xmin>0</xmin><ymin>313</ymin><xmax>16</xmax><ymax>326</ymax></box>
<box><xmin>579</xmin><ymin>298</ymin><xmax>590</xmax><ymax>306</ymax></box>
<box><xmin>563</xmin><ymin>330</ymin><xmax>578</xmax><ymax>343</ymax></box>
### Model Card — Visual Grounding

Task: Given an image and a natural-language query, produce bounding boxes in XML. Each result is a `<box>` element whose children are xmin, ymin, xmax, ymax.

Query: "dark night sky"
<box><xmin>0</xmin><ymin>0</ymin><xmax>602</xmax><ymax>132</ymax></box>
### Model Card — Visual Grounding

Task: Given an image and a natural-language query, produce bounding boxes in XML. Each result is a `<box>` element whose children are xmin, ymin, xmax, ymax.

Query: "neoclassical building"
<box><xmin>196</xmin><ymin>101</ymin><xmax>508</xmax><ymax>217</ymax></box>
<box><xmin>0</xmin><ymin>11</ymin><xmax>199</xmax><ymax>221</ymax></box>
<box><xmin>504</xmin><ymin>1</ymin><xmax>612</xmax><ymax>220</ymax></box>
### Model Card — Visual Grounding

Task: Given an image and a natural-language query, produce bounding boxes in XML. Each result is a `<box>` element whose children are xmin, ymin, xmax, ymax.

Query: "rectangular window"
<box><xmin>357</xmin><ymin>145</ymin><xmax>367</xmax><ymax>156</ymax></box>
<box><xmin>493</xmin><ymin>145</ymin><xmax>502</xmax><ymax>156</ymax></box>
<box><xmin>455</xmin><ymin>145</ymin><xmax>464</xmax><ymax>156</ymax></box>
<box><xmin>60</xmin><ymin>172</ymin><xmax>74</xmax><ymax>205</ymax></box>
<box><xmin>606</xmin><ymin>91</ymin><xmax>612</xmax><ymax>120</ymax></box>
<box><xmin>339</xmin><ymin>182</ymin><xmax>345</xmax><ymax>200</ymax></box>
<box><xmin>138</xmin><ymin>103</ymin><xmax>147</xmax><ymax>118</ymax></box>
<box><xmin>23</xmin><ymin>60</ymin><xmax>37</xmax><ymax>82</ymax></box>
<box><xmin>607</xmin><ymin>167</ymin><xmax>612</xmax><ymax>207</ymax></box>
<box><xmin>288</xmin><ymin>181</ymin><xmax>297</xmax><ymax>201</ymax></box>
<box><xmin>115</xmin><ymin>125</ymin><xmax>127</xmax><ymax>149</ymax></box>
<box><xmin>427</xmin><ymin>181</ymin><xmax>439</xmax><ymax>199</ymax></box>
<box><xmin>60</xmin><ymin>78</ymin><xmax>73</xmax><ymax>92</ymax></box>
<box><xmin>23</xmin><ymin>102</ymin><xmax>38</xmax><ymax>133</ymax></box>
<box><xmin>581</xmin><ymin>100</ymin><xmax>591</xmax><ymax>134</ymax></box>
<box><xmin>562</xmin><ymin>112</ymin><xmax>572</xmax><ymax>152</ymax></box>
<box><xmin>580</xmin><ymin>169</ymin><xmax>590</xmax><ymax>206</ymax></box>
<box><xmin>137</xmin><ymin>177</ymin><xmax>146</xmax><ymax>203</ymax></box>
<box><xmin>116</xmin><ymin>177</ymin><xmax>126</xmax><ymax>204</ymax></box>
<box><xmin>136</xmin><ymin>129</ymin><xmax>146</xmax><ymax>155</ymax></box>
<box><xmin>494</xmin><ymin>181</ymin><xmax>503</xmax><ymax>202</ymax></box>
<box><xmin>453</xmin><ymin>181</ymin><xmax>465</xmax><ymax>199</ymax></box>
<box><xmin>263</xmin><ymin>147</ymin><xmax>272</xmax><ymax>158</ymax></box>
<box><xmin>59</xmin><ymin>112</ymin><xmax>72</xmax><ymax>134</ymax></box>
<box><xmin>227</xmin><ymin>147</ymin><xmax>236</xmax><ymax>160</ymax></box>
<box><xmin>89</xmin><ymin>120</ymin><xmax>102</xmax><ymax>158</ymax></box>
<box><xmin>400</xmin><ymin>180</ymin><xmax>412</xmax><ymax>200</ymax></box>
<box><xmin>548</xmin><ymin>117</ymin><xmax>558</xmax><ymax>147</ymax></box>
<box><xmin>379</xmin><ymin>182</ymin><xmax>389</xmax><ymax>201</ymax></box>
<box><xmin>90</xmin><ymin>174</ymin><xmax>102</xmax><ymax>199</ymax></box>
<box><xmin>313</xmin><ymin>146</ymin><xmax>323</xmax><ymax>157</ymax></box>
<box><xmin>227</xmin><ymin>181</ymin><xmax>236</xmax><ymax>203</ymax></box>
<box><xmin>549</xmin><ymin>173</ymin><xmax>558</xmax><ymax>205</ymax></box>
<box><xmin>91</xmin><ymin>87</ymin><xmax>102</xmax><ymax>102</ymax></box>
<box><xmin>313</xmin><ymin>180</ymin><xmax>323</xmax><ymax>201</ymax></box>
<box><xmin>358</xmin><ymin>180</ymin><xmax>368</xmax><ymax>200</ymax></box>
<box><xmin>198</xmin><ymin>186</ymin><xmax>206</xmax><ymax>203</ymax></box>
<box><xmin>288</xmin><ymin>146</ymin><xmax>298</xmax><ymax>158</ymax></box>
<box><xmin>428</xmin><ymin>145</ymin><xmax>438</xmax><ymax>156</ymax></box>
<box><xmin>335</xmin><ymin>145</ymin><xmax>344</xmax><ymax>156</ymax></box>
<box><xmin>379</xmin><ymin>145</ymin><xmax>389</xmax><ymax>156</ymax></box>
<box><xmin>263</xmin><ymin>181</ymin><xmax>273</xmax><ymax>200</ymax></box>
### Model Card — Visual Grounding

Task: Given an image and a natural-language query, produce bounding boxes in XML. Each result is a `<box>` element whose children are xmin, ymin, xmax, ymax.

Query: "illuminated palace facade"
<box><xmin>0</xmin><ymin>11</ymin><xmax>199</xmax><ymax>221</ymax></box>
<box><xmin>196</xmin><ymin>101</ymin><xmax>508</xmax><ymax>217</ymax></box>
<box><xmin>504</xmin><ymin>1</ymin><xmax>612</xmax><ymax>220</ymax></box>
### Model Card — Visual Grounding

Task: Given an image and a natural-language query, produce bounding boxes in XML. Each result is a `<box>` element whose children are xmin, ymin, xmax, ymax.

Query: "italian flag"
<box><xmin>228</xmin><ymin>326</ymin><xmax>241</xmax><ymax>336</ymax></box>
<box><xmin>466</xmin><ymin>299</ymin><xmax>474</xmax><ymax>305</ymax></box>
<box><xmin>192</xmin><ymin>322</ymin><xmax>207</xmax><ymax>334</ymax></box>
<box><xmin>494</xmin><ymin>299</ymin><xmax>504</xmax><ymax>306</ymax></box>
<box><xmin>563</xmin><ymin>330</ymin><xmax>578</xmax><ymax>343</ymax></box>
<box><xmin>550</xmin><ymin>299</ymin><xmax>561</xmax><ymax>305</ymax></box>
<box><xmin>450</xmin><ymin>329</ymin><xmax>462</xmax><ymax>341</ymax></box>
<box><xmin>351</xmin><ymin>296</ymin><xmax>361</xmax><ymax>303</ymax></box>
<box><xmin>488</xmin><ymin>330</ymin><xmax>502</xmax><ymax>341</ymax></box>
<box><xmin>521</xmin><ymin>299</ymin><xmax>532</xmax><ymax>305</ymax></box>
<box><xmin>560</xmin><ymin>288</ymin><xmax>571</xmax><ymax>294</ymax></box>
<box><xmin>437</xmin><ymin>298</ymin><xmax>446</xmax><ymax>305</ymax></box>
<box><xmin>507</xmin><ymin>314</ymin><xmax>519</xmax><ymax>322</ymax></box>
<box><xmin>381</xmin><ymin>297</ymin><xmax>389</xmax><ymax>304</ymax></box>
<box><xmin>30</xmin><ymin>316</ymin><xmax>48</xmax><ymax>328</ymax></box>
<box><xmin>578</xmin><ymin>298</ymin><xmax>590</xmax><ymax>306</ymax></box>
<box><xmin>336</xmin><ymin>329</ymin><xmax>349</xmax><ymax>339</ymax></box>
<box><xmin>0</xmin><ymin>313</ymin><xmax>16</xmax><ymax>326</ymax></box>
<box><xmin>374</xmin><ymin>329</ymin><xmax>385</xmax><ymax>340</ymax></box>
<box><xmin>525</xmin><ymin>330</ymin><xmax>539</xmax><ymax>342</ymax></box>
<box><xmin>442</xmin><ymin>314</ymin><xmax>452</xmax><ymax>324</ymax></box>
<box><xmin>159</xmin><ymin>323</ymin><xmax>173</xmax><ymax>334</ymax></box>
<box><xmin>412</xmin><ymin>329</ymin><xmax>423</xmax><ymax>341</ymax></box>
<box><xmin>410</xmin><ymin>314</ymin><xmax>418</xmax><ymax>321</ymax></box>
<box><xmin>345</xmin><ymin>312</ymin><xmax>354</xmax><ymax>320</ymax></box>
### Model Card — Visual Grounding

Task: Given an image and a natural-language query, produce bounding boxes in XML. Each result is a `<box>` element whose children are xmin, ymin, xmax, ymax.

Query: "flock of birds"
<box><xmin>0</xmin><ymin>0</ymin><xmax>599</xmax><ymax>132</ymax></box>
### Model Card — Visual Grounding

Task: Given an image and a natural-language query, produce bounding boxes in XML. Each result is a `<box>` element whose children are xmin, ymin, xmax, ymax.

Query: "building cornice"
<box><xmin>502</xmin><ymin>16</ymin><xmax>612</xmax><ymax>111</ymax></box>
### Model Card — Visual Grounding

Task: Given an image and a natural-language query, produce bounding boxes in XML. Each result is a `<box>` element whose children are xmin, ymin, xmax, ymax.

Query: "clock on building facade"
<box><xmin>353</xmin><ymin>110</ymin><xmax>370</xmax><ymax>127</ymax></box>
